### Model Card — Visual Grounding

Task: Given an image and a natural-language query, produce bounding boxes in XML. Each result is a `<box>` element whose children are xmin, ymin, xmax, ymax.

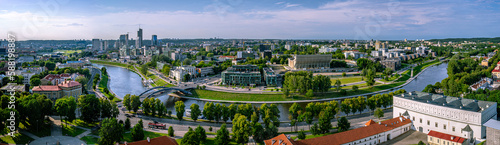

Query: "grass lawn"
<box><xmin>55</xmin><ymin>49</ymin><xmax>82</xmax><ymax>55</ymax></box>
<box><xmin>90</xmin><ymin>60</ymin><xmax>130</xmax><ymax>68</ymax></box>
<box><xmin>412</xmin><ymin>60</ymin><xmax>440</xmax><ymax>75</ymax></box>
<box><xmin>190</xmin><ymin>89</ymin><xmax>294</xmax><ymax>101</ymax></box>
<box><xmin>97</xmin><ymin>72</ymin><xmax>121</xmax><ymax>102</ymax></box>
<box><xmin>123</xmin><ymin>130</ymin><xmax>169</xmax><ymax>142</ymax></box>
<box><xmin>147</xmin><ymin>72</ymin><xmax>175</xmax><ymax>87</ymax></box>
<box><xmin>63</xmin><ymin>119</ymin><xmax>99</xmax><ymax>129</ymax></box>
<box><xmin>62</xmin><ymin>125</ymin><xmax>87</xmax><ymax>137</ymax></box>
<box><xmin>81</xmin><ymin>136</ymin><xmax>99</xmax><ymax>144</ymax></box>
<box><xmin>0</xmin><ymin>133</ymin><xmax>34</xmax><ymax>144</ymax></box>
<box><xmin>340</xmin><ymin>82</ymin><xmax>381</xmax><ymax>89</ymax></box>
<box><xmin>331</xmin><ymin>77</ymin><xmax>363</xmax><ymax>85</ymax></box>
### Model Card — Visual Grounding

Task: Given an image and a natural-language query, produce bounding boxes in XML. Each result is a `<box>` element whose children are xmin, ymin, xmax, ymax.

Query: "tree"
<box><xmin>335</xmin><ymin>79</ymin><xmax>341</xmax><ymax>92</ymax></box>
<box><xmin>123</xmin><ymin>94</ymin><xmax>131</xmax><ymax>111</ymax></box>
<box><xmin>318</xmin><ymin>109</ymin><xmax>332</xmax><ymax>134</ymax></box>
<box><xmin>78</xmin><ymin>94</ymin><xmax>100</xmax><ymax>123</ymax></box>
<box><xmin>228</xmin><ymin>104</ymin><xmax>238</xmax><ymax>121</ymax></box>
<box><xmin>340</xmin><ymin>99</ymin><xmax>351</xmax><ymax>116</ymax></box>
<box><xmin>289</xmin><ymin>102</ymin><xmax>302</xmax><ymax>131</ymax></box>
<box><xmin>356</xmin><ymin>96</ymin><xmax>366</xmax><ymax>114</ymax></box>
<box><xmin>175</xmin><ymin>101</ymin><xmax>185</xmax><ymax>121</ymax></box>
<box><xmin>297</xmin><ymin>129</ymin><xmax>306</xmax><ymax>140</ymax></box>
<box><xmin>366</xmin><ymin>68</ymin><xmax>376</xmax><ymax>87</ymax></box>
<box><xmin>181</xmin><ymin>127</ymin><xmax>198</xmax><ymax>145</ymax></box>
<box><xmin>337</xmin><ymin>116</ymin><xmax>350</xmax><ymax>132</ymax></box>
<box><xmin>221</xmin><ymin>104</ymin><xmax>230</xmax><ymax>123</ymax></box>
<box><xmin>140</xmin><ymin>64</ymin><xmax>148</xmax><ymax>75</ymax></box>
<box><xmin>352</xmin><ymin>85</ymin><xmax>359</xmax><ymax>92</ymax></box>
<box><xmin>161</xmin><ymin>65</ymin><xmax>171</xmax><ymax>76</ymax></box>
<box><xmin>142</xmin><ymin>98</ymin><xmax>151</xmax><ymax>115</ymax></box>
<box><xmin>157</xmin><ymin>100</ymin><xmax>165</xmax><ymax>117</ymax></box>
<box><xmin>194</xmin><ymin>125</ymin><xmax>207</xmax><ymax>143</ymax></box>
<box><xmin>55</xmin><ymin>96</ymin><xmax>77</xmax><ymax>123</ymax></box>
<box><xmin>190</xmin><ymin>103</ymin><xmax>201</xmax><ymax>122</ymax></box>
<box><xmin>367</xmin><ymin>97</ymin><xmax>377</xmax><ymax>114</ymax></box>
<box><xmin>30</xmin><ymin>77</ymin><xmax>41</xmax><ymax>86</ymax></box>
<box><xmin>232</xmin><ymin>114</ymin><xmax>251</xmax><ymax>144</ymax></box>
<box><xmin>214</xmin><ymin>103</ymin><xmax>223</xmax><ymax>123</ymax></box>
<box><xmin>124</xmin><ymin>118</ymin><xmax>131</xmax><ymax>130</ymax></box>
<box><xmin>168</xmin><ymin>126</ymin><xmax>174</xmax><ymax>137</ymax></box>
<box><xmin>342</xmin><ymin>72</ymin><xmax>346</xmax><ymax>77</ymax></box>
<box><xmin>418</xmin><ymin>141</ymin><xmax>425</xmax><ymax>145</ymax></box>
<box><xmin>131</xmin><ymin>95</ymin><xmax>141</xmax><ymax>113</ymax></box>
<box><xmin>203</xmin><ymin>102</ymin><xmax>215</xmax><ymax>122</ymax></box>
<box><xmin>252</xmin><ymin>123</ymin><xmax>265</xmax><ymax>143</ymax></box>
<box><xmin>99</xmin><ymin>98</ymin><xmax>114</xmax><ymax>119</ymax></box>
<box><xmin>283</xmin><ymin>86</ymin><xmax>290</xmax><ymax>97</ymax></box>
<box><xmin>183</xmin><ymin>74</ymin><xmax>191</xmax><ymax>82</ymax></box>
<box><xmin>310</xmin><ymin>123</ymin><xmax>320</xmax><ymax>135</ymax></box>
<box><xmin>183</xmin><ymin>58</ymin><xmax>192</xmax><ymax>65</ymax></box>
<box><xmin>374</xmin><ymin>108</ymin><xmax>384</xmax><ymax>120</ymax></box>
<box><xmin>215</xmin><ymin>124</ymin><xmax>231</xmax><ymax>145</ymax></box>
<box><xmin>305</xmin><ymin>89</ymin><xmax>314</xmax><ymax>97</ymax></box>
<box><xmin>98</xmin><ymin>118</ymin><xmax>124</xmax><ymax>145</ymax></box>
<box><xmin>149</xmin><ymin>98</ymin><xmax>157</xmax><ymax>117</ymax></box>
<box><xmin>131</xmin><ymin>120</ymin><xmax>145</xmax><ymax>141</ymax></box>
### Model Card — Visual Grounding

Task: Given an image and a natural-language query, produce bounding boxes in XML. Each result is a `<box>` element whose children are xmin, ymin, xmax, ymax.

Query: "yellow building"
<box><xmin>32</xmin><ymin>80</ymin><xmax>82</xmax><ymax>100</ymax></box>
<box><xmin>427</xmin><ymin>130</ymin><xmax>469</xmax><ymax>145</ymax></box>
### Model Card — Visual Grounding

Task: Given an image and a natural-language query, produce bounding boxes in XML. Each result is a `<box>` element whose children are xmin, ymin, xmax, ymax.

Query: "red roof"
<box><xmin>365</xmin><ymin>119</ymin><xmax>377</xmax><ymax>126</ymax></box>
<box><xmin>120</xmin><ymin>136</ymin><xmax>178</xmax><ymax>145</ymax></box>
<box><xmin>428</xmin><ymin>130</ymin><xmax>466</xmax><ymax>143</ymax></box>
<box><xmin>269</xmin><ymin>116</ymin><xmax>412</xmax><ymax>145</ymax></box>
<box><xmin>58</xmin><ymin>81</ymin><xmax>81</xmax><ymax>88</ymax></box>
<box><xmin>60</xmin><ymin>73</ymin><xmax>71</xmax><ymax>77</ymax></box>
<box><xmin>264</xmin><ymin>134</ymin><xmax>297</xmax><ymax>145</ymax></box>
<box><xmin>32</xmin><ymin>85</ymin><xmax>62</xmax><ymax>91</ymax></box>
<box><xmin>43</xmin><ymin>74</ymin><xmax>61</xmax><ymax>81</ymax></box>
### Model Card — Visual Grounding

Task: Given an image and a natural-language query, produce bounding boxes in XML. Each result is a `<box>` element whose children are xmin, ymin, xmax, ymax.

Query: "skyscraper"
<box><xmin>151</xmin><ymin>35</ymin><xmax>158</xmax><ymax>46</ymax></box>
<box><xmin>137</xmin><ymin>28</ymin><xmax>143</xmax><ymax>48</ymax></box>
<box><xmin>119</xmin><ymin>34</ymin><xmax>129</xmax><ymax>48</ymax></box>
<box><xmin>92</xmin><ymin>39</ymin><xmax>101</xmax><ymax>50</ymax></box>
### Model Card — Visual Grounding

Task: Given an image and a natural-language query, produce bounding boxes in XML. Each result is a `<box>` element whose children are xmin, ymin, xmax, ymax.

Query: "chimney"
<box><xmin>451</xmin><ymin>136</ymin><xmax>454</xmax><ymax>140</ymax></box>
<box><xmin>147</xmin><ymin>137</ymin><xmax>150</xmax><ymax>143</ymax></box>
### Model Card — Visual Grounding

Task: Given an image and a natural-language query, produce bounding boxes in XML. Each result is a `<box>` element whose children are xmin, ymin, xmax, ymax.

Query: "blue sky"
<box><xmin>1</xmin><ymin>0</ymin><xmax>499</xmax><ymax>40</ymax></box>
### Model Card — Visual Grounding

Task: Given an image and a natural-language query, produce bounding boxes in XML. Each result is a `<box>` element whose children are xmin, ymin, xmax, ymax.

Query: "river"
<box><xmin>96</xmin><ymin>62</ymin><xmax>448</xmax><ymax>121</ymax></box>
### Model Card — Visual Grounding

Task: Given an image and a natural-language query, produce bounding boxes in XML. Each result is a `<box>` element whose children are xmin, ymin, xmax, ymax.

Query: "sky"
<box><xmin>0</xmin><ymin>0</ymin><xmax>499</xmax><ymax>40</ymax></box>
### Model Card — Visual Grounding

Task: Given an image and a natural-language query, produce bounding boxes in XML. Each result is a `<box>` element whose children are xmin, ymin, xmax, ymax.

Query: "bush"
<box><xmin>168</xmin><ymin>126</ymin><xmax>174</xmax><ymax>137</ymax></box>
<box><xmin>297</xmin><ymin>129</ymin><xmax>306</xmax><ymax>140</ymax></box>
<box><xmin>209</xmin><ymin>126</ymin><xmax>213</xmax><ymax>132</ymax></box>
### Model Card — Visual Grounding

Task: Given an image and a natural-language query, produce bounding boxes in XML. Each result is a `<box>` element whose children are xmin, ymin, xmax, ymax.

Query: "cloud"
<box><xmin>275</xmin><ymin>1</ymin><xmax>285</xmax><ymax>5</ymax></box>
<box><xmin>284</xmin><ymin>3</ymin><xmax>301</xmax><ymax>8</ymax></box>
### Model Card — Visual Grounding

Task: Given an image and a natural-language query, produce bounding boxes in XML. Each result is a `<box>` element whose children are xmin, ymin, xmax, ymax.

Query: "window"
<box><xmin>452</xmin><ymin>126</ymin><xmax>455</xmax><ymax>132</ymax></box>
<box><xmin>435</xmin><ymin>122</ymin><xmax>438</xmax><ymax>127</ymax></box>
<box><xmin>427</xmin><ymin>120</ymin><xmax>430</xmax><ymax>125</ymax></box>
<box><xmin>413</xmin><ymin>117</ymin><xmax>415</xmax><ymax>121</ymax></box>
<box><xmin>420</xmin><ymin>118</ymin><xmax>422</xmax><ymax>123</ymax></box>
<box><xmin>444</xmin><ymin>125</ymin><xmax>447</xmax><ymax>130</ymax></box>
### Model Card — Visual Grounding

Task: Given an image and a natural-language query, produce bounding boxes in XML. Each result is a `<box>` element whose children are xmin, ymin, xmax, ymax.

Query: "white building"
<box><xmin>393</xmin><ymin>91</ymin><xmax>497</xmax><ymax>143</ymax></box>
<box><xmin>169</xmin><ymin>65</ymin><xmax>196</xmax><ymax>82</ymax></box>
<box><xmin>319</xmin><ymin>47</ymin><xmax>337</xmax><ymax>53</ymax></box>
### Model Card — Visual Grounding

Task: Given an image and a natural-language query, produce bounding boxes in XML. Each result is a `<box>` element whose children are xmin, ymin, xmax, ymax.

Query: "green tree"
<box><xmin>30</xmin><ymin>77</ymin><xmax>41</xmax><ymax>86</ymax></box>
<box><xmin>140</xmin><ymin>64</ymin><xmax>148</xmax><ymax>75</ymax></box>
<box><xmin>78</xmin><ymin>94</ymin><xmax>100</xmax><ymax>123</ymax></box>
<box><xmin>310</xmin><ymin>123</ymin><xmax>320</xmax><ymax>135</ymax></box>
<box><xmin>142</xmin><ymin>98</ymin><xmax>151</xmax><ymax>115</ymax></box>
<box><xmin>228</xmin><ymin>104</ymin><xmax>237</xmax><ymax>121</ymax></box>
<box><xmin>252</xmin><ymin>123</ymin><xmax>265</xmax><ymax>143</ymax></box>
<box><xmin>342</xmin><ymin>72</ymin><xmax>346</xmax><ymax>77</ymax></box>
<box><xmin>297</xmin><ymin>129</ymin><xmax>306</xmax><ymax>140</ymax></box>
<box><xmin>54</xmin><ymin>96</ymin><xmax>77</xmax><ymax>127</ymax></box>
<box><xmin>168</xmin><ymin>126</ymin><xmax>174</xmax><ymax>137</ymax></box>
<box><xmin>367</xmin><ymin>97</ymin><xmax>377</xmax><ymax>114</ymax></box>
<box><xmin>98</xmin><ymin>118</ymin><xmax>124</xmax><ymax>145</ymax></box>
<box><xmin>131</xmin><ymin>120</ymin><xmax>145</xmax><ymax>141</ymax></box>
<box><xmin>123</xmin><ymin>94</ymin><xmax>131</xmax><ymax>111</ymax></box>
<box><xmin>221</xmin><ymin>104</ymin><xmax>230</xmax><ymax>123</ymax></box>
<box><xmin>175</xmin><ymin>101</ymin><xmax>185</xmax><ymax>121</ymax></box>
<box><xmin>124</xmin><ymin>118</ymin><xmax>131</xmax><ymax>130</ymax></box>
<box><xmin>190</xmin><ymin>103</ymin><xmax>201</xmax><ymax>122</ymax></box>
<box><xmin>366</xmin><ymin>68</ymin><xmax>376</xmax><ymax>86</ymax></box>
<box><xmin>335</xmin><ymin>79</ymin><xmax>341</xmax><ymax>92</ymax></box>
<box><xmin>352</xmin><ymin>85</ymin><xmax>358</xmax><ymax>92</ymax></box>
<box><xmin>215</xmin><ymin>124</ymin><xmax>231</xmax><ymax>145</ymax></box>
<box><xmin>232</xmin><ymin>114</ymin><xmax>251</xmax><ymax>144</ymax></box>
<box><xmin>374</xmin><ymin>108</ymin><xmax>384</xmax><ymax>121</ymax></box>
<box><xmin>203</xmin><ymin>102</ymin><xmax>215</xmax><ymax>122</ymax></box>
<box><xmin>194</xmin><ymin>125</ymin><xmax>207</xmax><ymax>143</ymax></box>
<box><xmin>305</xmin><ymin>89</ymin><xmax>314</xmax><ymax>97</ymax></box>
<box><xmin>149</xmin><ymin>98</ymin><xmax>157</xmax><ymax>117</ymax></box>
<box><xmin>318</xmin><ymin>109</ymin><xmax>332</xmax><ymax>134</ymax></box>
<box><xmin>356</xmin><ymin>96</ymin><xmax>366</xmax><ymax>114</ymax></box>
<box><xmin>337</xmin><ymin>116</ymin><xmax>350</xmax><ymax>132</ymax></box>
<box><xmin>340</xmin><ymin>99</ymin><xmax>351</xmax><ymax>116</ymax></box>
<box><xmin>181</xmin><ymin>127</ymin><xmax>198</xmax><ymax>145</ymax></box>
<box><xmin>214</xmin><ymin>103</ymin><xmax>223</xmax><ymax>123</ymax></box>
<box><xmin>131</xmin><ymin>95</ymin><xmax>141</xmax><ymax>113</ymax></box>
<box><xmin>418</xmin><ymin>141</ymin><xmax>425</xmax><ymax>145</ymax></box>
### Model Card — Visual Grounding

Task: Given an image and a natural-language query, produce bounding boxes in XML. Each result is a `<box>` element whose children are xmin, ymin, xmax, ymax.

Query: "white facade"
<box><xmin>169</xmin><ymin>65</ymin><xmax>196</xmax><ymax>82</ymax></box>
<box><xmin>393</xmin><ymin>91</ymin><xmax>497</xmax><ymax>143</ymax></box>
<box><xmin>342</xmin><ymin>119</ymin><xmax>412</xmax><ymax>145</ymax></box>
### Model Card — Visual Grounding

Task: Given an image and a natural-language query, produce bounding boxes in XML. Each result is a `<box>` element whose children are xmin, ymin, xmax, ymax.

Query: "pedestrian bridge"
<box><xmin>138</xmin><ymin>86</ymin><xmax>192</xmax><ymax>98</ymax></box>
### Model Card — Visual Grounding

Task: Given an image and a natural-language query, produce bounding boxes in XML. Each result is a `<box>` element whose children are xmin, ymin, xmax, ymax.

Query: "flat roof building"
<box><xmin>221</xmin><ymin>65</ymin><xmax>262</xmax><ymax>86</ymax></box>
<box><xmin>393</xmin><ymin>91</ymin><xmax>497</xmax><ymax>143</ymax></box>
<box><xmin>288</xmin><ymin>54</ymin><xmax>331</xmax><ymax>70</ymax></box>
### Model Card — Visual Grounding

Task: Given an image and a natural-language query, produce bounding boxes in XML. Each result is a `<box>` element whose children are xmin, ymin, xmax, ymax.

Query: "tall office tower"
<box><xmin>137</xmin><ymin>28</ymin><xmax>143</xmax><ymax>48</ymax></box>
<box><xmin>103</xmin><ymin>41</ymin><xmax>108</xmax><ymax>50</ymax></box>
<box><xmin>375</xmin><ymin>40</ymin><xmax>381</xmax><ymax>50</ymax></box>
<box><xmin>92</xmin><ymin>39</ymin><xmax>101</xmax><ymax>50</ymax></box>
<box><xmin>119</xmin><ymin>34</ymin><xmax>129</xmax><ymax>48</ymax></box>
<box><xmin>151</xmin><ymin>35</ymin><xmax>158</xmax><ymax>46</ymax></box>
<box><xmin>135</xmin><ymin>38</ymin><xmax>141</xmax><ymax>49</ymax></box>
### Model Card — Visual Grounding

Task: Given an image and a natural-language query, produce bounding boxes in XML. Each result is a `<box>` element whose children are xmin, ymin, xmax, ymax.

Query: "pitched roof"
<box><xmin>365</xmin><ymin>119</ymin><xmax>377</xmax><ymax>126</ymax></box>
<box><xmin>264</xmin><ymin>134</ymin><xmax>296</xmax><ymax>145</ymax></box>
<box><xmin>289</xmin><ymin>116</ymin><xmax>411</xmax><ymax>145</ymax></box>
<box><xmin>58</xmin><ymin>81</ymin><xmax>81</xmax><ymax>88</ymax></box>
<box><xmin>120</xmin><ymin>136</ymin><xmax>178</xmax><ymax>145</ymax></box>
<box><xmin>462</xmin><ymin>124</ymin><xmax>473</xmax><ymax>132</ymax></box>
<box><xmin>428</xmin><ymin>130</ymin><xmax>466</xmax><ymax>143</ymax></box>
<box><xmin>402</xmin><ymin>110</ymin><xmax>409</xmax><ymax>116</ymax></box>
<box><xmin>43</xmin><ymin>74</ymin><xmax>61</xmax><ymax>81</ymax></box>
<box><xmin>32</xmin><ymin>85</ymin><xmax>62</xmax><ymax>91</ymax></box>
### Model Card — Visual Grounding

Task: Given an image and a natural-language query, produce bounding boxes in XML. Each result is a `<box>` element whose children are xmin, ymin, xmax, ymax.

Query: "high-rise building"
<box><xmin>119</xmin><ymin>34</ymin><xmax>129</xmax><ymax>48</ymax></box>
<box><xmin>151</xmin><ymin>35</ymin><xmax>158</xmax><ymax>46</ymax></box>
<box><xmin>103</xmin><ymin>41</ymin><xmax>108</xmax><ymax>50</ymax></box>
<box><xmin>135</xmin><ymin>37</ymin><xmax>141</xmax><ymax>49</ymax></box>
<box><xmin>137</xmin><ymin>28</ymin><xmax>143</xmax><ymax>48</ymax></box>
<box><xmin>92</xmin><ymin>39</ymin><xmax>101</xmax><ymax>50</ymax></box>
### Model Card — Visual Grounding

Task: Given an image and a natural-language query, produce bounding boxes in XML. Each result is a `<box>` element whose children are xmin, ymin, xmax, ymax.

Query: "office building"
<box><xmin>236</xmin><ymin>51</ymin><xmax>255</xmax><ymax>59</ymax></box>
<box><xmin>137</xmin><ymin>28</ymin><xmax>143</xmax><ymax>48</ymax></box>
<box><xmin>263</xmin><ymin>67</ymin><xmax>282</xmax><ymax>86</ymax></box>
<box><xmin>265</xmin><ymin>116</ymin><xmax>412</xmax><ymax>145</ymax></box>
<box><xmin>261</xmin><ymin>50</ymin><xmax>272</xmax><ymax>60</ymax></box>
<box><xmin>381</xmin><ymin>58</ymin><xmax>401</xmax><ymax>70</ymax></box>
<box><xmin>196</xmin><ymin>67</ymin><xmax>214</xmax><ymax>77</ymax></box>
<box><xmin>92</xmin><ymin>39</ymin><xmax>101</xmax><ymax>50</ymax></box>
<box><xmin>393</xmin><ymin>91</ymin><xmax>497</xmax><ymax>143</ymax></box>
<box><xmin>119</xmin><ymin>34</ymin><xmax>129</xmax><ymax>48</ymax></box>
<box><xmin>151</xmin><ymin>35</ymin><xmax>158</xmax><ymax>46</ymax></box>
<box><xmin>288</xmin><ymin>54</ymin><xmax>331</xmax><ymax>70</ymax></box>
<box><xmin>221</xmin><ymin>65</ymin><xmax>262</xmax><ymax>86</ymax></box>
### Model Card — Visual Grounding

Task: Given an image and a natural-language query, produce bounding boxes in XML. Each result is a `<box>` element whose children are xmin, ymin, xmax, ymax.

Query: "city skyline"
<box><xmin>1</xmin><ymin>0</ymin><xmax>499</xmax><ymax>40</ymax></box>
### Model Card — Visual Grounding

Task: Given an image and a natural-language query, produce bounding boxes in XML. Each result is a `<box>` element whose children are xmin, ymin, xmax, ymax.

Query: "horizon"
<box><xmin>1</xmin><ymin>0</ymin><xmax>499</xmax><ymax>40</ymax></box>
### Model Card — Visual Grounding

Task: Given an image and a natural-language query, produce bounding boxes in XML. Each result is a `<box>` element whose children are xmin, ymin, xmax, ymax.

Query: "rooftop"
<box><xmin>395</xmin><ymin>91</ymin><xmax>497</xmax><ymax>112</ymax></box>
<box><xmin>58</xmin><ymin>80</ymin><xmax>81</xmax><ymax>88</ymax></box>
<box><xmin>32</xmin><ymin>85</ymin><xmax>62</xmax><ymax>91</ymax></box>
<box><xmin>120</xmin><ymin>136</ymin><xmax>178</xmax><ymax>145</ymax></box>
<box><xmin>484</xmin><ymin>118</ymin><xmax>500</xmax><ymax>130</ymax></box>
<box><xmin>428</xmin><ymin>130</ymin><xmax>466</xmax><ymax>143</ymax></box>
